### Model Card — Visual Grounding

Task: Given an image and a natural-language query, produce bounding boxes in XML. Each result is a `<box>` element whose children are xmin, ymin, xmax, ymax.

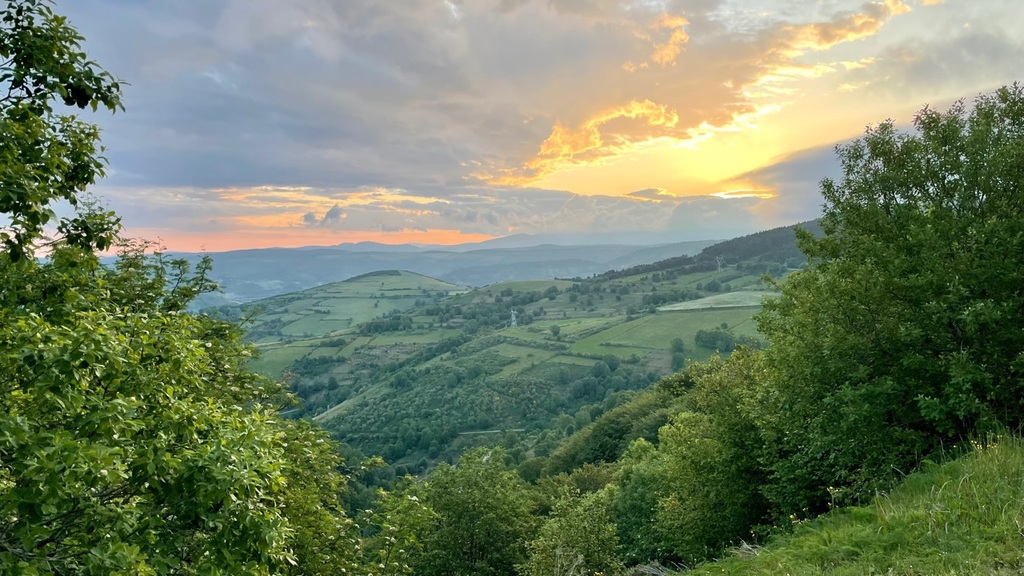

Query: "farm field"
<box><xmin>659</xmin><ymin>290</ymin><xmax>774</xmax><ymax>310</ymax></box>
<box><xmin>237</xmin><ymin>270</ymin><xmax>465</xmax><ymax>341</ymax></box>
<box><xmin>237</xmin><ymin>265</ymin><xmax>770</xmax><ymax>461</ymax></box>
<box><xmin>570</xmin><ymin>307</ymin><xmax>760</xmax><ymax>359</ymax></box>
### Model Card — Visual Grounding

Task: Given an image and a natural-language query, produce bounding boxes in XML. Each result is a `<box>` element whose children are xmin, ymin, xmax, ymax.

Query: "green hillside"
<box><xmin>222</xmin><ymin>223</ymin><xmax>815</xmax><ymax>472</ymax></box>
<box><xmin>690</xmin><ymin>437</ymin><xmax>1024</xmax><ymax>575</ymax></box>
<box><xmin>236</xmin><ymin>269</ymin><xmax>465</xmax><ymax>341</ymax></box>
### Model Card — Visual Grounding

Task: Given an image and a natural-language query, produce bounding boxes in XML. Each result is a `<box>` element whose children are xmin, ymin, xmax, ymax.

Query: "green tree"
<box><xmin>670</xmin><ymin>337</ymin><xmax>685</xmax><ymax>354</ymax></box>
<box><xmin>0</xmin><ymin>246</ymin><xmax>300</xmax><ymax>574</ymax></box>
<box><xmin>1</xmin><ymin>0</ymin><xmax>124</xmax><ymax>260</ymax></box>
<box><xmin>0</xmin><ymin>2</ymin><xmax>358</xmax><ymax>573</ymax></box>
<box><xmin>416</xmin><ymin>448</ymin><xmax>539</xmax><ymax>576</ymax></box>
<box><xmin>757</xmin><ymin>85</ymin><xmax>1024</xmax><ymax>517</ymax></box>
<box><xmin>360</xmin><ymin>479</ymin><xmax>437</xmax><ymax>576</ymax></box>
<box><xmin>670</xmin><ymin>352</ymin><xmax>686</xmax><ymax>371</ymax></box>
<box><xmin>611</xmin><ymin>352</ymin><xmax>769</xmax><ymax>565</ymax></box>
<box><xmin>519</xmin><ymin>490</ymin><xmax>623</xmax><ymax>576</ymax></box>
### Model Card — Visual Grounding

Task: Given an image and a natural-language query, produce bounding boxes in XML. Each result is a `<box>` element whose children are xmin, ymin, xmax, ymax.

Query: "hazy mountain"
<box><xmin>182</xmin><ymin>239</ymin><xmax>719</xmax><ymax>305</ymax></box>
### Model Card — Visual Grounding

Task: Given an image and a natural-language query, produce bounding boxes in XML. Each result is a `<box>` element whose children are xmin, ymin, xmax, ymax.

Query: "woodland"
<box><xmin>3</xmin><ymin>1</ymin><xmax>1024</xmax><ymax>574</ymax></box>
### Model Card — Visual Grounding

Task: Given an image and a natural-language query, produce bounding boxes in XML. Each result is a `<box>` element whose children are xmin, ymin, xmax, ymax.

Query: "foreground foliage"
<box><xmin>757</xmin><ymin>84</ymin><xmax>1024</xmax><ymax>517</ymax></box>
<box><xmin>0</xmin><ymin>245</ymin><xmax>366</xmax><ymax>575</ymax></box>
<box><xmin>0</xmin><ymin>2</ymin><xmax>363</xmax><ymax>574</ymax></box>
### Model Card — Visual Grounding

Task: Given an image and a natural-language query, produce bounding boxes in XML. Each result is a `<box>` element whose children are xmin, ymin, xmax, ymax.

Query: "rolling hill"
<box><xmin>219</xmin><ymin>221</ymin><xmax>818</xmax><ymax>472</ymax></box>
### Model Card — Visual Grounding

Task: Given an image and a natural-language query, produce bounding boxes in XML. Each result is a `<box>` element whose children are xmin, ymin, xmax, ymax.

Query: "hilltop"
<box><xmin>219</xmin><ymin>270</ymin><xmax>466</xmax><ymax>348</ymax></box>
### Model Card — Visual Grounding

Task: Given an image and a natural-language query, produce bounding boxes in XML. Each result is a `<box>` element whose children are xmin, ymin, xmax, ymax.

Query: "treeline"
<box><xmin>595</xmin><ymin>219</ymin><xmax>820</xmax><ymax>282</ymax></box>
<box><xmin>698</xmin><ymin>219</ymin><xmax>822</xmax><ymax>264</ymax></box>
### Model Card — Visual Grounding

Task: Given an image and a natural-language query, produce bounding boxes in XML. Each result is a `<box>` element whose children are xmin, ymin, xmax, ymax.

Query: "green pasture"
<box><xmin>242</xmin><ymin>270</ymin><xmax>465</xmax><ymax>339</ymax></box>
<box><xmin>483</xmin><ymin>343</ymin><xmax>559</xmax><ymax>378</ymax></box>
<box><xmin>659</xmin><ymin>290</ymin><xmax>775</xmax><ymax>310</ymax></box>
<box><xmin>571</xmin><ymin>307</ymin><xmax>761</xmax><ymax>357</ymax></box>
<box><xmin>250</xmin><ymin>343</ymin><xmax>319</xmax><ymax>377</ymax></box>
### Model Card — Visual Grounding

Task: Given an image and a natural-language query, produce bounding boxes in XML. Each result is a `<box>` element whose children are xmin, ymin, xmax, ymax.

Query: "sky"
<box><xmin>57</xmin><ymin>0</ymin><xmax>1024</xmax><ymax>251</ymax></box>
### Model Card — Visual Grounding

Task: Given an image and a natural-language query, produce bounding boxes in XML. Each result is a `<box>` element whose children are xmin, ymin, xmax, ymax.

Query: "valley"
<box><xmin>216</xmin><ymin>222</ymin><xmax>815</xmax><ymax>473</ymax></box>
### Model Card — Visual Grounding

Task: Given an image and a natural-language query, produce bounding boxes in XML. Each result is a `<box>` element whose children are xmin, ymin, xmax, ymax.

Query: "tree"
<box><xmin>610</xmin><ymin>352</ymin><xmax>769</xmax><ymax>566</ymax></box>
<box><xmin>756</xmin><ymin>85</ymin><xmax>1024</xmax><ymax>516</ymax></box>
<box><xmin>520</xmin><ymin>491</ymin><xmax>623</xmax><ymax>576</ymax></box>
<box><xmin>0</xmin><ymin>245</ymin><xmax>302</xmax><ymax>574</ymax></box>
<box><xmin>415</xmin><ymin>448</ymin><xmax>539</xmax><ymax>576</ymax></box>
<box><xmin>670</xmin><ymin>337</ymin><xmax>685</xmax><ymax>354</ymax></box>
<box><xmin>1</xmin><ymin>0</ymin><xmax>124</xmax><ymax>260</ymax></box>
<box><xmin>0</xmin><ymin>2</ymin><xmax>358</xmax><ymax>573</ymax></box>
<box><xmin>359</xmin><ymin>479</ymin><xmax>437</xmax><ymax>576</ymax></box>
<box><xmin>549</xmin><ymin>324</ymin><xmax>561</xmax><ymax>338</ymax></box>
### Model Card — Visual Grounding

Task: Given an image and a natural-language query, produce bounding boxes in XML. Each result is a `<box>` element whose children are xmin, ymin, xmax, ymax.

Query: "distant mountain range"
<box><xmin>181</xmin><ymin>238</ymin><xmax>720</xmax><ymax>306</ymax></box>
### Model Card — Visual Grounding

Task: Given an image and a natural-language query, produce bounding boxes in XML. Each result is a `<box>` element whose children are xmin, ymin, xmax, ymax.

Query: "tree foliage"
<box><xmin>415</xmin><ymin>448</ymin><xmax>539</xmax><ymax>576</ymax></box>
<box><xmin>0</xmin><ymin>2</ymin><xmax>359</xmax><ymax>574</ymax></box>
<box><xmin>610</xmin><ymin>351</ymin><xmax>769</xmax><ymax>565</ymax></box>
<box><xmin>756</xmin><ymin>84</ymin><xmax>1024</xmax><ymax>516</ymax></box>
<box><xmin>1</xmin><ymin>0</ymin><xmax>124</xmax><ymax>260</ymax></box>
<box><xmin>0</xmin><ymin>245</ymin><xmax>303</xmax><ymax>574</ymax></box>
<box><xmin>520</xmin><ymin>490</ymin><xmax>623</xmax><ymax>576</ymax></box>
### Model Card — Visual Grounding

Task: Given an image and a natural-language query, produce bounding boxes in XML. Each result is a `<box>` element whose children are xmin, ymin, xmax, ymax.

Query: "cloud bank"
<box><xmin>57</xmin><ymin>0</ymin><xmax>1024</xmax><ymax>249</ymax></box>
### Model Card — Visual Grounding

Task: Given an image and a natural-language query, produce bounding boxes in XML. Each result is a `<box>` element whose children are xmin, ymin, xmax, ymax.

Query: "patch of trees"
<box><xmin>290</xmin><ymin>354</ymin><xmax>348</xmax><ymax>378</ymax></box>
<box><xmin>640</xmin><ymin>287</ymin><xmax>702</xmax><ymax>306</ymax></box>
<box><xmin>595</xmin><ymin>254</ymin><xmax>698</xmax><ymax>281</ymax></box>
<box><xmin>359</xmin><ymin>313</ymin><xmax>414</xmax><ymax>334</ymax></box>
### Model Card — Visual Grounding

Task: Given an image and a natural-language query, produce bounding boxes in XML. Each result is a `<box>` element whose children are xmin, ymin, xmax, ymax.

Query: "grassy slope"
<box><xmin>690</xmin><ymin>437</ymin><xmax>1024</xmax><ymax>575</ymax></box>
<box><xmin>244</xmin><ymin>271</ymin><xmax>465</xmax><ymax>375</ymax></box>
<box><xmin>247</xmin><ymin>270</ymin><xmax>464</xmax><ymax>340</ymax></box>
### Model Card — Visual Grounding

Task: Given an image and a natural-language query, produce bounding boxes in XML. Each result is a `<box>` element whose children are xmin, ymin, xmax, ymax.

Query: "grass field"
<box><xmin>571</xmin><ymin>308</ymin><xmax>760</xmax><ymax>358</ymax></box>
<box><xmin>243</xmin><ymin>270</ymin><xmax>465</xmax><ymax>341</ymax></box>
<box><xmin>243</xmin><ymin>268</ymin><xmax>768</xmax><ymax>380</ymax></box>
<box><xmin>659</xmin><ymin>290</ymin><xmax>775</xmax><ymax>310</ymax></box>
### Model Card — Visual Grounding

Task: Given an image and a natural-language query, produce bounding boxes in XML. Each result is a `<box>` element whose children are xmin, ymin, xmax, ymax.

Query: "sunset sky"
<box><xmin>62</xmin><ymin>0</ymin><xmax>1023</xmax><ymax>251</ymax></box>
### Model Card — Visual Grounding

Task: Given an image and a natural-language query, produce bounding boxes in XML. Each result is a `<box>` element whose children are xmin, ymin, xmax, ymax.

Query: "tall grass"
<box><xmin>687</xmin><ymin>436</ymin><xmax>1024</xmax><ymax>575</ymax></box>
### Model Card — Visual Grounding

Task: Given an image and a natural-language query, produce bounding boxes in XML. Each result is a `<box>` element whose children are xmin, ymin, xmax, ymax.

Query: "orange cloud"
<box><xmin>485</xmin><ymin>99</ymin><xmax>679</xmax><ymax>184</ymax></box>
<box><xmin>488</xmin><ymin>0</ymin><xmax>911</xmax><ymax>190</ymax></box>
<box><xmin>125</xmin><ymin>227</ymin><xmax>495</xmax><ymax>252</ymax></box>
<box><xmin>650</xmin><ymin>14</ymin><xmax>690</xmax><ymax>65</ymax></box>
<box><xmin>785</xmin><ymin>0</ymin><xmax>910</xmax><ymax>52</ymax></box>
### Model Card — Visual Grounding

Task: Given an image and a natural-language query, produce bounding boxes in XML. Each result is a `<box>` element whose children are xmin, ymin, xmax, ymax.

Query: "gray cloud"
<box><xmin>63</xmin><ymin>0</ymin><xmax>925</xmax><ymax>189</ymax></box>
<box><xmin>52</xmin><ymin>0</ymin><xmax>1024</xmax><ymax>250</ymax></box>
<box><xmin>733</xmin><ymin>144</ymin><xmax>842</xmax><ymax>224</ymax></box>
<box><xmin>286</xmin><ymin>185</ymin><xmax>768</xmax><ymax>239</ymax></box>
